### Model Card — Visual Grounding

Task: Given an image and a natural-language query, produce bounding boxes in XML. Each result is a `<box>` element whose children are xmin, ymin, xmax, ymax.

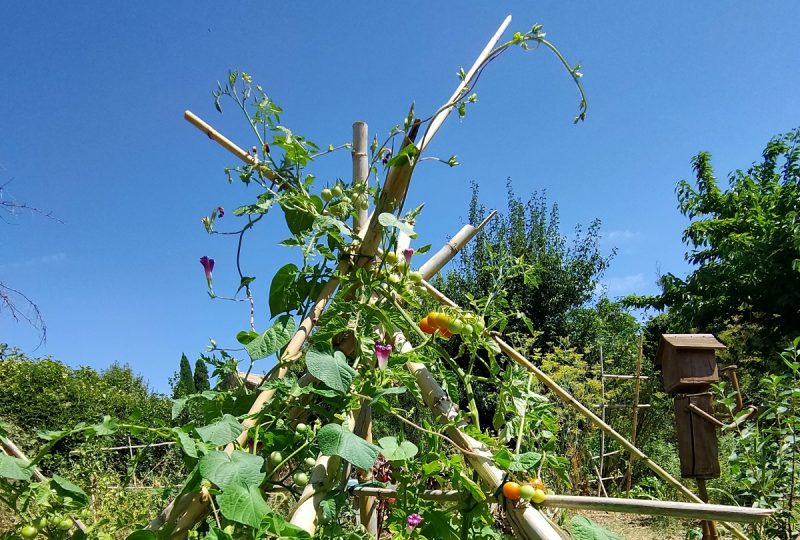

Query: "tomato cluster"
<box><xmin>502</xmin><ymin>478</ymin><xmax>547</xmax><ymax>504</ymax></box>
<box><xmin>418</xmin><ymin>311</ymin><xmax>485</xmax><ymax>338</ymax></box>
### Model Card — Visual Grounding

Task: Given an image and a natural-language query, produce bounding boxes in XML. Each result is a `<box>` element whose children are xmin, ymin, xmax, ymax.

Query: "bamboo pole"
<box><xmin>340</xmin><ymin>487</ymin><xmax>773</xmax><ymax>524</ymax></box>
<box><xmin>417</xmin><ymin>16</ymin><xmax>512</xmax><ymax>153</ymax></box>
<box><xmin>418</xmin><ymin>211</ymin><xmax>496</xmax><ymax>278</ymax></box>
<box><xmin>540</xmin><ymin>495</ymin><xmax>772</xmax><ymax>524</ymax></box>
<box><xmin>625</xmin><ymin>335</ymin><xmax>644</xmax><ymax>493</ymax></box>
<box><xmin>352</xmin><ymin>121</ymin><xmax>369</xmax><ymax>235</ymax></box>
<box><xmin>419</xmin><ymin>280</ymin><xmax>751</xmax><ymax>540</ymax></box>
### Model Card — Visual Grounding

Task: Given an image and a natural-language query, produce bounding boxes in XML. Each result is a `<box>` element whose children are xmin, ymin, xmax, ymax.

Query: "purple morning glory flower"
<box><xmin>406</xmin><ymin>513</ymin><xmax>423</xmax><ymax>533</ymax></box>
<box><xmin>402</xmin><ymin>248</ymin><xmax>414</xmax><ymax>265</ymax></box>
<box><xmin>199</xmin><ymin>256</ymin><xmax>215</xmax><ymax>288</ymax></box>
<box><xmin>216</xmin><ymin>206</ymin><xmax>224</xmax><ymax>218</ymax></box>
<box><xmin>374</xmin><ymin>342</ymin><xmax>392</xmax><ymax>370</ymax></box>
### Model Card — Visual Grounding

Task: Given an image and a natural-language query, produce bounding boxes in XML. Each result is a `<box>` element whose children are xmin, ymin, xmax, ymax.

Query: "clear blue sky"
<box><xmin>2</xmin><ymin>2</ymin><xmax>798</xmax><ymax>393</ymax></box>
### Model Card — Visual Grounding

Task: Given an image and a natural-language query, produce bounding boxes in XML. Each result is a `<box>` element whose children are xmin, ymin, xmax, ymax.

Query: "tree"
<box><xmin>629</xmin><ymin>128</ymin><xmax>800</xmax><ymax>359</ymax></box>
<box><xmin>172</xmin><ymin>353</ymin><xmax>195</xmax><ymax>398</ymax></box>
<box><xmin>443</xmin><ymin>180</ymin><xmax>612</xmax><ymax>347</ymax></box>
<box><xmin>193</xmin><ymin>358</ymin><xmax>211</xmax><ymax>392</ymax></box>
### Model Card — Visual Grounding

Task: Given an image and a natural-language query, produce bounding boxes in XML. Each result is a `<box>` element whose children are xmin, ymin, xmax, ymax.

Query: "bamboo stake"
<box><xmin>418</xmin><ymin>211</ymin><xmax>496</xmax><ymax>278</ymax></box>
<box><xmin>417</xmin><ymin>16</ymin><xmax>512</xmax><ymax>153</ymax></box>
<box><xmin>419</xmin><ymin>280</ymin><xmax>751</xmax><ymax>540</ymax></box>
<box><xmin>340</xmin><ymin>487</ymin><xmax>773</xmax><ymax>524</ymax></box>
<box><xmin>352</xmin><ymin>121</ymin><xmax>370</xmax><ymax>235</ymax></box>
<box><xmin>625</xmin><ymin>335</ymin><xmax>644</xmax><ymax>493</ymax></box>
<box><xmin>539</xmin><ymin>495</ymin><xmax>772</xmax><ymax>524</ymax></box>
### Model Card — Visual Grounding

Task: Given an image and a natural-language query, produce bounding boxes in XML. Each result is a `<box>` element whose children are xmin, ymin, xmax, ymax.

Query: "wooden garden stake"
<box><xmin>418</xmin><ymin>211</ymin><xmax>496</xmax><ymax>278</ymax></box>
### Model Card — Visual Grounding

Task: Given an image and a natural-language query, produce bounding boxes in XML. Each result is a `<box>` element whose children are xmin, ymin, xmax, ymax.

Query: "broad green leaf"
<box><xmin>217</xmin><ymin>481</ymin><xmax>271</xmax><ymax>529</ymax></box>
<box><xmin>199</xmin><ymin>450</ymin><xmax>265</xmax><ymax>490</ymax></box>
<box><xmin>236</xmin><ymin>330</ymin><xmax>259</xmax><ymax>345</ymax></box>
<box><xmin>509</xmin><ymin>451</ymin><xmax>542</xmax><ymax>473</ymax></box>
<box><xmin>378</xmin><ymin>436</ymin><xmax>418</xmax><ymax>461</ymax></box>
<box><xmin>570</xmin><ymin>515</ymin><xmax>624</xmax><ymax>540</ymax></box>
<box><xmin>317</xmin><ymin>423</ymin><xmax>380</xmax><ymax>470</ymax></box>
<box><xmin>305</xmin><ymin>348</ymin><xmax>357</xmax><ymax>393</ymax></box>
<box><xmin>52</xmin><ymin>474</ymin><xmax>89</xmax><ymax>505</ymax></box>
<box><xmin>245</xmin><ymin>315</ymin><xmax>296</xmax><ymax>361</ymax></box>
<box><xmin>377</xmin><ymin>212</ymin><xmax>415</xmax><ymax>237</ymax></box>
<box><xmin>175</xmin><ymin>430</ymin><xmax>198</xmax><ymax>459</ymax></box>
<box><xmin>263</xmin><ymin>514</ymin><xmax>312</xmax><ymax>539</ymax></box>
<box><xmin>494</xmin><ymin>448</ymin><xmax>512</xmax><ymax>470</ymax></box>
<box><xmin>0</xmin><ymin>454</ymin><xmax>32</xmax><ymax>480</ymax></box>
<box><xmin>89</xmin><ymin>415</ymin><xmax>119</xmax><ymax>436</ymax></box>
<box><xmin>196</xmin><ymin>414</ymin><xmax>243</xmax><ymax>446</ymax></box>
<box><xmin>269</xmin><ymin>264</ymin><xmax>302</xmax><ymax>317</ymax></box>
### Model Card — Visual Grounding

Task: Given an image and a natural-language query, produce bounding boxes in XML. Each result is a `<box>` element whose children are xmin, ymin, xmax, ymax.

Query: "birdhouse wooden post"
<box><xmin>673</xmin><ymin>393</ymin><xmax>720</xmax><ymax>479</ymax></box>
<box><xmin>656</xmin><ymin>334</ymin><xmax>725</xmax><ymax>393</ymax></box>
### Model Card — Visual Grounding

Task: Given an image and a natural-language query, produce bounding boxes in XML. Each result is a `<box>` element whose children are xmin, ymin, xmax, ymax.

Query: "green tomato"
<box><xmin>36</xmin><ymin>517</ymin><xmax>47</xmax><ymax>529</ymax></box>
<box><xmin>388</xmin><ymin>274</ymin><xmax>401</xmax><ymax>284</ymax></box>
<box><xmin>304</xmin><ymin>457</ymin><xmax>317</xmax><ymax>468</ymax></box>
<box><xmin>341</xmin><ymin>196</ymin><xmax>351</xmax><ymax>204</ymax></box>
<box><xmin>321</xmin><ymin>188</ymin><xmax>333</xmax><ymax>202</ymax></box>
<box><xmin>385</xmin><ymin>251</ymin><xmax>399</xmax><ymax>264</ymax></box>
<box><xmin>79</xmin><ymin>508</ymin><xmax>92</xmax><ymax>519</ymax></box>
<box><xmin>20</xmin><ymin>525</ymin><xmax>38</xmax><ymax>539</ymax></box>
<box><xmin>474</xmin><ymin>317</ymin><xmax>486</xmax><ymax>332</ymax></box>
<box><xmin>49</xmin><ymin>515</ymin><xmax>61</xmax><ymax>526</ymax></box>
<box><xmin>293</xmin><ymin>472</ymin><xmax>309</xmax><ymax>487</ymax></box>
<box><xmin>519</xmin><ymin>484</ymin><xmax>536</xmax><ymax>501</ymax></box>
<box><xmin>461</xmin><ymin>324</ymin><xmax>474</xmax><ymax>336</ymax></box>
<box><xmin>331</xmin><ymin>185</ymin><xmax>343</xmax><ymax>198</ymax></box>
<box><xmin>447</xmin><ymin>319</ymin><xmax>464</xmax><ymax>334</ymax></box>
<box><xmin>408</xmin><ymin>271</ymin><xmax>423</xmax><ymax>284</ymax></box>
<box><xmin>531</xmin><ymin>488</ymin><xmax>546</xmax><ymax>504</ymax></box>
<box><xmin>58</xmin><ymin>518</ymin><xmax>73</xmax><ymax>531</ymax></box>
<box><xmin>358</xmin><ymin>196</ymin><xmax>369</xmax><ymax>210</ymax></box>
<box><xmin>295</xmin><ymin>423</ymin><xmax>308</xmax><ymax>434</ymax></box>
<box><xmin>269</xmin><ymin>451</ymin><xmax>284</xmax><ymax>466</ymax></box>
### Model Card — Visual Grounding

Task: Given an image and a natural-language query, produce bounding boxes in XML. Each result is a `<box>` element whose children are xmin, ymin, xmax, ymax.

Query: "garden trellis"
<box><xmin>131</xmin><ymin>14</ymin><xmax>773</xmax><ymax>540</ymax></box>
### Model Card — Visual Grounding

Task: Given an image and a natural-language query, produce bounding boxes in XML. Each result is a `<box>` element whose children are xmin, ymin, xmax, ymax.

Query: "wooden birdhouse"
<box><xmin>674</xmin><ymin>393</ymin><xmax>720</xmax><ymax>479</ymax></box>
<box><xmin>655</xmin><ymin>334</ymin><xmax>725</xmax><ymax>394</ymax></box>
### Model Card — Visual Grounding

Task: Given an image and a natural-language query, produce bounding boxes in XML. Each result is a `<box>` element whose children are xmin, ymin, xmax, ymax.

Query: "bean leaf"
<box><xmin>317</xmin><ymin>424</ymin><xmax>380</xmax><ymax>470</ymax></box>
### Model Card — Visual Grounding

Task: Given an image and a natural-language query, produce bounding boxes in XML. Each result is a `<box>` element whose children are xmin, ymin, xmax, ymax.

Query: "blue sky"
<box><xmin>2</xmin><ymin>2</ymin><xmax>798</xmax><ymax>393</ymax></box>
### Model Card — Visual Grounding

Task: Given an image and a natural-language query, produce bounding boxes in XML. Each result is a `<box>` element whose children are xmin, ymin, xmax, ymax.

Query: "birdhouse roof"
<box><xmin>655</xmin><ymin>334</ymin><xmax>725</xmax><ymax>365</ymax></box>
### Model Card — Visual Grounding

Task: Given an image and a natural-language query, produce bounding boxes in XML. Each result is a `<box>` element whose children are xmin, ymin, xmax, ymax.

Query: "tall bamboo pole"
<box><xmin>420</xmin><ymin>280</ymin><xmax>750</xmax><ymax>540</ymax></box>
<box><xmin>352</xmin><ymin>121</ymin><xmax>370</xmax><ymax>235</ymax></box>
<box><xmin>625</xmin><ymin>335</ymin><xmax>644</xmax><ymax>493</ymax></box>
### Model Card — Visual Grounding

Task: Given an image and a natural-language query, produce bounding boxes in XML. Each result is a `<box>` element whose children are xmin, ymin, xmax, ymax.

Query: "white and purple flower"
<box><xmin>374</xmin><ymin>342</ymin><xmax>392</xmax><ymax>370</ymax></box>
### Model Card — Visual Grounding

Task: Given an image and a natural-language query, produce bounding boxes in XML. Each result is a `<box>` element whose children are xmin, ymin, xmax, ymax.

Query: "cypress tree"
<box><xmin>173</xmin><ymin>354</ymin><xmax>196</xmax><ymax>398</ymax></box>
<box><xmin>193</xmin><ymin>358</ymin><xmax>211</xmax><ymax>392</ymax></box>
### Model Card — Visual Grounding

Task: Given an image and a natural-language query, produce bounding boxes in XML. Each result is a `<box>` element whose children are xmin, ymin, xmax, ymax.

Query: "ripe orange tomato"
<box><xmin>419</xmin><ymin>317</ymin><xmax>435</xmax><ymax>334</ymax></box>
<box><xmin>531</xmin><ymin>478</ymin><xmax>545</xmax><ymax>491</ymax></box>
<box><xmin>439</xmin><ymin>328</ymin><xmax>452</xmax><ymax>338</ymax></box>
<box><xmin>502</xmin><ymin>481</ymin><xmax>521</xmax><ymax>501</ymax></box>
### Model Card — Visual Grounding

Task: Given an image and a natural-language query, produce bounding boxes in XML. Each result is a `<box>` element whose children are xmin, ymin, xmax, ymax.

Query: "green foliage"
<box><xmin>445</xmin><ymin>181</ymin><xmax>611</xmax><ymax>348</ymax></box>
<box><xmin>194</xmin><ymin>358</ymin><xmax>211</xmax><ymax>392</ymax></box>
<box><xmin>629</xmin><ymin>128</ymin><xmax>800</xmax><ymax>353</ymax></box>
<box><xmin>174</xmin><ymin>353</ymin><xmax>196</xmax><ymax>398</ymax></box>
<box><xmin>717</xmin><ymin>337</ymin><xmax>800</xmax><ymax>539</ymax></box>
